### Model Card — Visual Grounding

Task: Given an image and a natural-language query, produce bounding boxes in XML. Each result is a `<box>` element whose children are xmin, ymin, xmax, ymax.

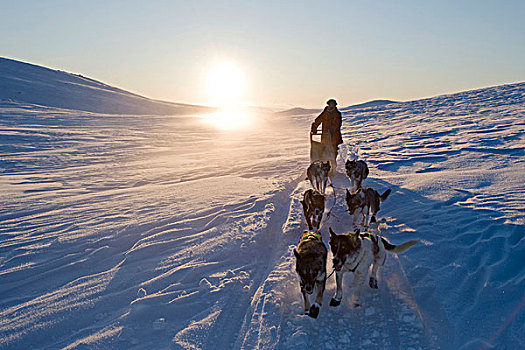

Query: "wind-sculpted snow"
<box><xmin>1</xmin><ymin>82</ymin><xmax>524</xmax><ymax>349</ymax></box>
<box><xmin>0</xmin><ymin>104</ymin><xmax>309</xmax><ymax>349</ymax></box>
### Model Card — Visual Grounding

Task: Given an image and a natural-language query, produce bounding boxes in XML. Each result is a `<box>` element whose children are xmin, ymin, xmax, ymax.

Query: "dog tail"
<box><xmin>381</xmin><ymin>237</ymin><xmax>419</xmax><ymax>253</ymax></box>
<box><xmin>379</xmin><ymin>189</ymin><xmax>391</xmax><ymax>201</ymax></box>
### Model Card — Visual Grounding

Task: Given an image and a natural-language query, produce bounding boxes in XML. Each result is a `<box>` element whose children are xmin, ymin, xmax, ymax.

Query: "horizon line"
<box><xmin>2</xmin><ymin>55</ymin><xmax>524</xmax><ymax>112</ymax></box>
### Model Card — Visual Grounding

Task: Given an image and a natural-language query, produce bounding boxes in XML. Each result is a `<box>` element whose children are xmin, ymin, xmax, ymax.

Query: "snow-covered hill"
<box><xmin>278</xmin><ymin>99</ymin><xmax>398</xmax><ymax>116</ymax></box>
<box><xmin>0</xmin><ymin>75</ymin><xmax>524</xmax><ymax>349</ymax></box>
<box><xmin>0</xmin><ymin>57</ymin><xmax>209</xmax><ymax>115</ymax></box>
<box><xmin>340</xmin><ymin>99</ymin><xmax>398</xmax><ymax>111</ymax></box>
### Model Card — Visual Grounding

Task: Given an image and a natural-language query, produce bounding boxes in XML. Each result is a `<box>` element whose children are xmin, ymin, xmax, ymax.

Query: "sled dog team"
<box><xmin>295</xmin><ymin>159</ymin><xmax>419</xmax><ymax>318</ymax></box>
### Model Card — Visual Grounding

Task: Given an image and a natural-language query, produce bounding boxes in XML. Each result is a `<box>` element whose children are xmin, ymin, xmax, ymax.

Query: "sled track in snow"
<box><xmin>184</xmin><ymin>174</ymin><xmax>304</xmax><ymax>349</ymax></box>
<box><xmin>232</xmin><ymin>174</ymin><xmax>305</xmax><ymax>349</ymax></box>
<box><xmin>235</xmin><ymin>171</ymin><xmax>438</xmax><ymax>349</ymax></box>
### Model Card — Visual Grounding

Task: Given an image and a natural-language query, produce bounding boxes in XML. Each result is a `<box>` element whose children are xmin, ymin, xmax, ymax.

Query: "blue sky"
<box><xmin>2</xmin><ymin>0</ymin><xmax>524</xmax><ymax>107</ymax></box>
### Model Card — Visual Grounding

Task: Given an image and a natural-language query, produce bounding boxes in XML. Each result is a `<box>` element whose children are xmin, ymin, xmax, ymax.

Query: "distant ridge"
<box><xmin>0</xmin><ymin>57</ymin><xmax>210</xmax><ymax>115</ymax></box>
<box><xmin>340</xmin><ymin>99</ymin><xmax>398</xmax><ymax>111</ymax></box>
<box><xmin>276</xmin><ymin>107</ymin><xmax>321</xmax><ymax>115</ymax></box>
<box><xmin>278</xmin><ymin>99</ymin><xmax>398</xmax><ymax>115</ymax></box>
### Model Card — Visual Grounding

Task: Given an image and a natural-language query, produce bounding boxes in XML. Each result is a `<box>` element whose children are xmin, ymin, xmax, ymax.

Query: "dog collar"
<box><xmin>301</xmin><ymin>231</ymin><xmax>322</xmax><ymax>243</ymax></box>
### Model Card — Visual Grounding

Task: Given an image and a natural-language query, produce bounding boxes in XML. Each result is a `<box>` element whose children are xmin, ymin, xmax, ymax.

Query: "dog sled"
<box><xmin>310</xmin><ymin>129</ymin><xmax>337</xmax><ymax>176</ymax></box>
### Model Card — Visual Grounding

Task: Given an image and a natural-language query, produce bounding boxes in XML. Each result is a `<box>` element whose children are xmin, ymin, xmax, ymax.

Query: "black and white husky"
<box><xmin>307</xmin><ymin>160</ymin><xmax>331</xmax><ymax>194</ymax></box>
<box><xmin>294</xmin><ymin>231</ymin><xmax>328</xmax><ymax>318</ymax></box>
<box><xmin>346</xmin><ymin>188</ymin><xmax>391</xmax><ymax>228</ymax></box>
<box><xmin>345</xmin><ymin>159</ymin><xmax>369</xmax><ymax>191</ymax></box>
<box><xmin>300</xmin><ymin>189</ymin><xmax>325</xmax><ymax>231</ymax></box>
<box><xmin>328</xmin><ymin>227</ymin><xmax>418</xmax><ymax>307</ymax></box>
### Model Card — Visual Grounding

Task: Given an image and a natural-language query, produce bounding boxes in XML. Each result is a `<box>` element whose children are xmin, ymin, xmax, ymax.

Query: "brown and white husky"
<box><xmin>328</xmin><ymin>227</ymin><xmax>418</xmax><ymax>307</ymax></box>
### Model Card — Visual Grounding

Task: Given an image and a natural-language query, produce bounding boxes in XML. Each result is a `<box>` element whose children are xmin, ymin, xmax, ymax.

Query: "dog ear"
<box><xmin>293</xmin><ymin>248</ymin><xmax>300</xmax><ymax>259</ymax></box>
<box><xmin>353</xmin><ymin>229</ymin><xmax>362</xmax><ymax>243</ymax></box>
<box><xmin>347</xmin><ymin>228</ymin><xmax>360</xmax><ymax>239</ymax></box>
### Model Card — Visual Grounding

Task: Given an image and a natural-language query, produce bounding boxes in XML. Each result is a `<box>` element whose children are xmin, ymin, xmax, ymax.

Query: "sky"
<box><xmin>1</xmin><ymin>0</ymin><xmax>524</xmax><ymax>108</ymax></box>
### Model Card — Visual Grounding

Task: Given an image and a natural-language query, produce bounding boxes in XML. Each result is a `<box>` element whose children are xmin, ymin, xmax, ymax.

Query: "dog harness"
<box><xmin>361</xmin><ymin>231</ymin><xmax>386</xmax><ymax>265</ymax></box>
<box><xmin>362</xmin><ymin>231</ymin><xmax>380</xmax><ymax>255</ymax></box>
<box><xmin>361</xmin><ymin>231</ymin><xmax>374</xmax><ymax>240</ymax></box>
<box><xmin>300</xmin><ymin>231</ymin><xmax>322</xmax><ymax>243</ymax></box>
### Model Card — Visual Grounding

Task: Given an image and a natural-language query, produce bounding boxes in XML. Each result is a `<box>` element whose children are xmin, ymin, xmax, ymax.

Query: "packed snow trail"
<box><xmin>236</xmin><ymin>171</ymin><xmax>436</xmax><ymax>349</ymax></box>
<box><xmin>1</xmin><ymin>82</ymin><xmax>524</xmax><ymax>349</ymax></box>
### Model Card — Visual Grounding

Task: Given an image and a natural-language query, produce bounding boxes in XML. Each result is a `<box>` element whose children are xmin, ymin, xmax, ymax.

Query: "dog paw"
<box><xmin>329</xmin><ymin>298</ymin><xmax>341</xmax><ymax>307</ymax></box>
<box><xmin>351</xmin><ymin>296</ymin><xmax>361</xmax><ymax>307</ymax></box>
<box><xmin>308</xmin><ymin>303</ymin><xmax>320</xmax><ymax>318</ymax></box>
<box><xmin>369</xmin><ymin>277</ymin><xmax>378</xmax><ymax>289</ymax></box>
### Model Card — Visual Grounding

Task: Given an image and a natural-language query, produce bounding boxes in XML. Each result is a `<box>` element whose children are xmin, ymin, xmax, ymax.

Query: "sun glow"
<box><xmin>202</xmin><ymin>61</ymin><xmax>253</xmax><ymax>130</ymax></box>
<box><xmin>206</xmin><ymin>62</ymin><xmax>246</xmax><ymax>108</ymax></box>
<box><xmin>200</xmin><ymin>110</ymin><xmax>253</xmax><ymax>131</ymax></box>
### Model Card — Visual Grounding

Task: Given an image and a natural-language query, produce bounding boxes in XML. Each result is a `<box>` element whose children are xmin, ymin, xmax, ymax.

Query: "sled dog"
<box><xmin>294</xmin><ymin>231</ymin><xmax>328</xmax><ymax>318</ymax></box>
<box><xmin>300</xmin><ymin>189</ymin><xmax>326</xmax><ymax>231</ymax></box>
<box><xmin>307</xmin><ymin>160</ymin><xmax>331</xmax><ymax>194</ymax></box>
<box><xmin>310</xmin><ymin>133</ymin><xmax>336</xmax><ymax>177</ymax></box>
<box><xmin>346</xmin><ymin>188</ymin><xmax>391</xmax><ymax>228</ymax></box>
<box><xmin>345</xmin><ymin>159</ymin><xmax>369</xmax><ymax>191</ymax></box>
<box><xmin>328</xmin><ymin>227</ymin><xmax>418</xmax><ymax>307</ymax></box>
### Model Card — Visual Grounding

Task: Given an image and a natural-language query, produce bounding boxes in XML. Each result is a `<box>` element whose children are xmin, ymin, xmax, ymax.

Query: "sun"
<box><xmin>201</xmin><ymin>61</ymin><xmax>253</xmax><ymax>130</ymax></box>
<box><xmin>206</xmin><ymin>62</ymin><xmax>245</xmax><ymax>108</ymax></box>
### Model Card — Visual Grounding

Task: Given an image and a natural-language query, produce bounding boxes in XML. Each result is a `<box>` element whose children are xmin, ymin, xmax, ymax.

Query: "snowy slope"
<box><xmin>0</xmin><ymin>57</ymin><xmax>209</xmax><ymax>115</ymax></box>
<box><xmin>1</xmin><ymin>81</ymin><xmax>524</xmax><ymax>349</ymax></box>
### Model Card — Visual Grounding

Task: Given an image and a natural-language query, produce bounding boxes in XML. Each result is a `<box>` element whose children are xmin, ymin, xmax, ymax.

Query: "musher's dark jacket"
<box><xmin>311</xmin><ymin>107</ymin><xmax>343</xmax><ymax>146</ymax></box>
